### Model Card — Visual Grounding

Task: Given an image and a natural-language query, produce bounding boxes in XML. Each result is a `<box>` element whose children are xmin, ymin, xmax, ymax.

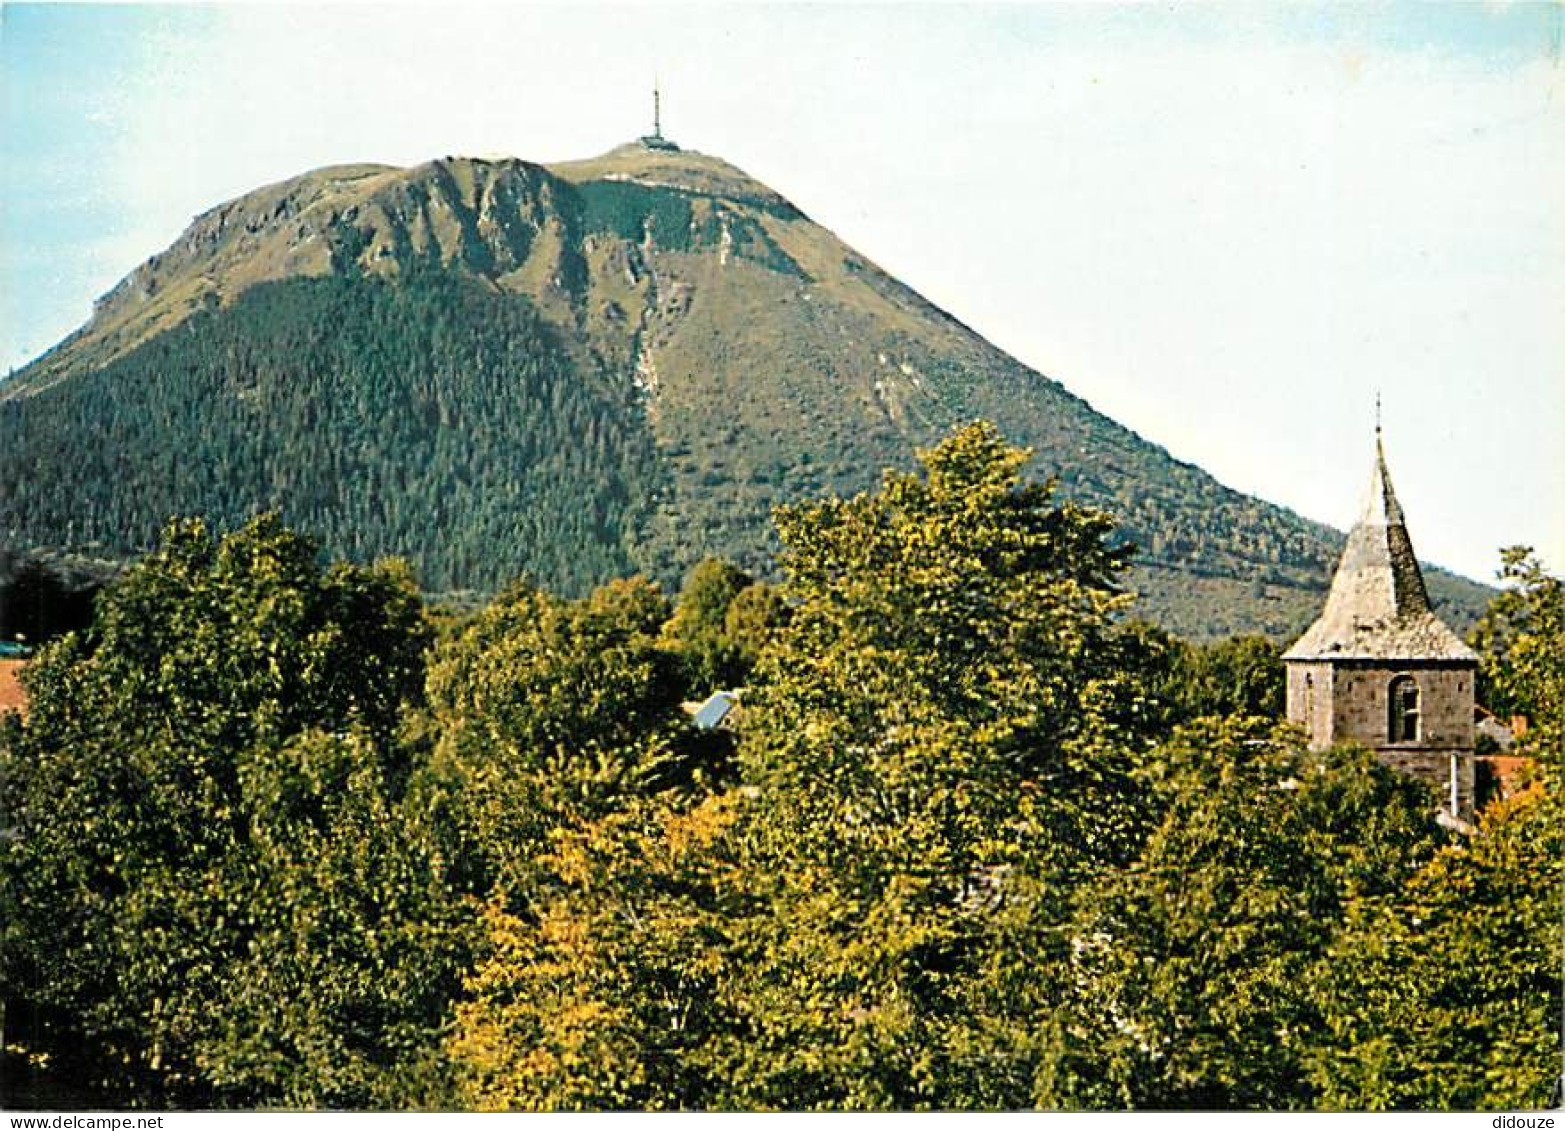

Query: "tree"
<box><xmin>701</xmin><ymin>422</ymin><xmax>1151</xmax><ymax>1109</ymax></box>
<box><xmin>1176</xmin><ymin>634</ymin><xmax>1285</xmax><ymax>721</ymax></box>
<box><xmin>661</xmin><ymin>558</ymin><xmax>751</xmax><ymax>689</ymax></box>
<box><xmin>0</xmin><ymin>516</ymin><xmax>456</xmax><ymax>1106</ymax></box>
<box><xmin>1469</xmin><ymin>547</ymin><xmax>1563</xmax><ymax>745</ymax></box>
<box><xmin>1307</xmin><ymin>771</ymin><xmax>1563</xmax><ymax>1110</ymax></box>
<box><xmin>1043</xmin><ymin>719</ymin><xmax>1442</xmax><ymax>1110</ymax></box>
<box><xmin>418</xmin><ymin>575</ymin><xmax>715</xmax><ymax>896</ymax></box>
<box><xmin>431</xmin><ymin>579</ymin><xmax>753</xmax><ymax>1110</ymax></box>
<box><xmin>444</xmin><ymin>792</ymin><xmax>745</xmax><ymax>1110</ymax></box>
<box><xmin>751</xmin><ymin>420</ymin><xmax>1136</xmax><ymax>773</ymax></box>
<box><xmin>660</xmin><ymin>558</ymin><xmax>785</xmax><ymax>691</ymax></box>
<box><xmin>426</xmin><ymin>576</ymin><xmax>678</xmax><ymax>769</ymax></box>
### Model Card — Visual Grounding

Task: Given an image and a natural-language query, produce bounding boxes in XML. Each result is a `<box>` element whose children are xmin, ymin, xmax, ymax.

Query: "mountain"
<box><xmin>0</xmin><ymin>141</ymin><xmax>1492</xmax><ymax>639</ymax></box>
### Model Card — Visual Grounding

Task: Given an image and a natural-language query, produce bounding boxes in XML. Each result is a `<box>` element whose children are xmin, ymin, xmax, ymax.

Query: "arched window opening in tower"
<box><xmin>1389</xmin><ymin>675</ymin><xmax>1421</xmax><ymax>743</ymax></box>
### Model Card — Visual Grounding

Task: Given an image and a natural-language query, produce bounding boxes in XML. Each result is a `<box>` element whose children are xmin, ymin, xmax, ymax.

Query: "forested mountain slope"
<box><xmin>0</xmin><ymin>144</ymin><xmax>1490</xmax><ymax>637</ymax></box>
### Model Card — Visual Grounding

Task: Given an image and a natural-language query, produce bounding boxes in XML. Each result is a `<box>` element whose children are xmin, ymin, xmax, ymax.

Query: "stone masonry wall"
<box><xmin>1336</xmin><ymin>660</ymin><xmax>1476</xmax><ymax>817</ymax></box>
<box><xmin>1285</xmin><ymin>661</ymin><xmax>1336</xmax><ymax>746</ymax></box>
<box><xmin>1286</xmin><ymin>659</ymin><xmax>1478</xmax><ymax>818</ymax></box>
<box><xmin>1331</xmin><ymin>662</ymin><xmax>1474</xmax><ymax>752</ymax></box>
<box><xmin>1376</xmin><ymin>747</ymin><xmax>1476</xmax><ymax>817</ymax></box>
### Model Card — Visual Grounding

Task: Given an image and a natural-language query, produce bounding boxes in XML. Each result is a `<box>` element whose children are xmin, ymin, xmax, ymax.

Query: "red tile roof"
<box><xmin>0</xmin><ymin>660</ymin><xmax>28</xmax><ymax>717</ymax></box>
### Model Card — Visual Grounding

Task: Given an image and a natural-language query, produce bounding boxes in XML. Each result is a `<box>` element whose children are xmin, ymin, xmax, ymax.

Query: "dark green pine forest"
<box><xmin>2</xmin><ymin>273</ymin><xmax>661</xmax><ymax>598</ymax></box>
<box><xmin>2</xmin><ymin>425</ymin><xmax>1559</xmax><ymax>1112</ymax></box>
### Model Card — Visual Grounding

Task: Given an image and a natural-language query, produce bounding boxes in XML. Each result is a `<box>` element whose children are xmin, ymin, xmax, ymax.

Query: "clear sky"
<box><xmin>3</xmin><ymin>1</ymin><xmax>1561</xmax><ymax>585</ymax></box>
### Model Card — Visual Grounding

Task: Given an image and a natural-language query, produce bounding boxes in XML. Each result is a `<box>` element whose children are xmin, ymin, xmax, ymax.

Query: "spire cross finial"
<box><xmin>1375</xmin><ymin>390</ymin><xmax>1382</xmax><ymax>435</ymax></box>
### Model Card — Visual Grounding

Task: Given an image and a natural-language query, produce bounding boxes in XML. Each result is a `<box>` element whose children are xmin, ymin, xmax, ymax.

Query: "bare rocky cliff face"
<box><xmin>0</xmin><ymin>144</ymin><xmax>1493</xmax><ymax>637</ymax></box>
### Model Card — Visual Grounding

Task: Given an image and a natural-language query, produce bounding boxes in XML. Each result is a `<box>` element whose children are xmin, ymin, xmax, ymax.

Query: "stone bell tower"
<box><xmin>1282</xmin><ymin>428</ymin><xmax>1478</xmax><ymax>818</ymax></box>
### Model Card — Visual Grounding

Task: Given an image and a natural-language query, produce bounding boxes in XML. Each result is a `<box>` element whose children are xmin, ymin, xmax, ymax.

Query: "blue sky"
<box><xmin>2</xmin><ymin>2</ymin><xmax>1561</xmax><ymax>585</ymax></box>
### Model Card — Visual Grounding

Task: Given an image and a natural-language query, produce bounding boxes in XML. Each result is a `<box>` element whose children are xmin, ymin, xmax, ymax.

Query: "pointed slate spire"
<box><xmin>1283</xmin><ymin>431</ymin><xmax>1475</xmax><ymax>661</ymax></box>
<box><xmin>1351</xmin><ymin>430</ymin><xmax>1432</xmax><ymax>614</ymax></box>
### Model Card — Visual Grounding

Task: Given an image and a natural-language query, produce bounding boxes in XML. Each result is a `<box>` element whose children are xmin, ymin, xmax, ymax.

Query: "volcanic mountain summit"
<box><xmin>0</xmin><ymin>143</ymin><xmax>1489</xmax><ymax>637</ymax></box>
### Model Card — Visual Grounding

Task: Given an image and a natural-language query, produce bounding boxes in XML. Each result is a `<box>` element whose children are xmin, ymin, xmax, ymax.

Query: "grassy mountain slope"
<box><xmin>0</xmin><ymin>144</ymin><xmax>1491</xmax><ymax>637</ymax></box>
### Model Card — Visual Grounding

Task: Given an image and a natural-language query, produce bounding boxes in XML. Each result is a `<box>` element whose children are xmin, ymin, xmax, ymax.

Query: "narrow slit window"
<box><xmin>1389</xmin><ymin>675</ymin><xmax>1420</xmax><ymax>743</ymax></box>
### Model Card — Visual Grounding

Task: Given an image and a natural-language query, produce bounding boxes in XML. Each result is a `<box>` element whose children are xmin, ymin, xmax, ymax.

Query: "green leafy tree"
<box><xmin>1110</xmin><ymin>622</ymin><xmax>1285</xmax><ymax>732</ymax></box>
<box><xmin>1044</xmin><ymin>719</ymin><xmax>1441</xmax><ymax>1109</ymax></box>
<box><xmin>1177</xmin><ymin>633</ymin><xmax>1285</xmax><ymax>720</ymax></box>
<box><xmin>660</xmin><ymin>558</ymin><xmax>785</xmax><ymax>691</ymax></box>
<box><xmin>722</xmin><ymin>580</ymin><xmax>787</xmax><ymax>668</ymax></box>
<box><xmin>177</xmin><ymin>729</ymin><xmax>471</xmax><ymax>1107</ymax></box>
<box><xmin>429</xmin><ymin>579</ymin><xmax>751</xmax><ymax>1110</ymax></box>
<box><xmin>1469</xmin><ymin>547</ymin><xmax>1563</xmax><ymax>744</ymax></box>
<box><xmin>0</xmin><ymin>516</ymin><xmax>456</xmax><ymax>1106</ymax></box>
<box><xmin>426</xmin><ymin>576</ymin><xmax>678</xmax><ymax>768</ymax></box>
<box><xmin>702</xmin><ymin>422</ymin><xmax>1151</xmax><ymax>1108</ymax></box>
<box><xmin>418</xmin><ymin>576</ymin><xmax>700</xmax><ymax>895</ymax></box>
<box><xmin>1307</xmin><ymin>771</ymin><xmax>1563</xmax><ymax>1110</ymax></box>
<box><xmin>661</xmin><ymin>558</ymin><xmax>753</xmax><ymax>689</ymax></box>
<box><xmin>1098</xmin><ymin>618</ymin><xmax>1189</xmax><ymax>736</ymax></box>
<box><xmin>445</xmin><ymin>792</ymin><xmax>745</xmax><ymax>1110</ymax></box>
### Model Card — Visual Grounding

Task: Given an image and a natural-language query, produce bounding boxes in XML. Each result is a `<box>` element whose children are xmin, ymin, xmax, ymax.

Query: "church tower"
<box><xmin>1282</xmin><ymin>429</ymin><xmax>1478</xmax><ymax>818</ymax></box>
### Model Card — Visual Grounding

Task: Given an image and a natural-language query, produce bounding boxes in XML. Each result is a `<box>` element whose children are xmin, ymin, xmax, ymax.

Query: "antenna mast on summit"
<box><xmin>639</xmin><ymin>80</ymin><xmax>679</xmax><ymax>151</ymax></box>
